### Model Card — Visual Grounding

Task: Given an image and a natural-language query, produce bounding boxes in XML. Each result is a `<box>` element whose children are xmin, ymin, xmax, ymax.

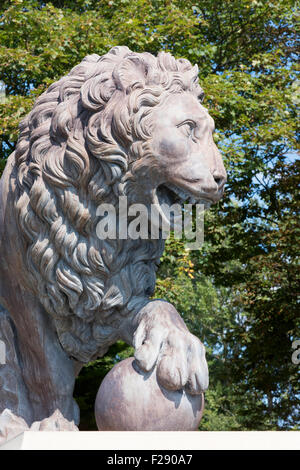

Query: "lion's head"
<box><xmin>13</xmin><ymin>46</ymin><xmax>226</xmax><ymax>362</ymax></box>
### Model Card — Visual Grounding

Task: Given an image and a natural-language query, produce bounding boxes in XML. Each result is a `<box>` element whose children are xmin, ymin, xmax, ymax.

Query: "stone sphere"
<box><xmin>95</xmin><ymin>357</ymin><xmax>204</xmax><ymax>431</ymax></box>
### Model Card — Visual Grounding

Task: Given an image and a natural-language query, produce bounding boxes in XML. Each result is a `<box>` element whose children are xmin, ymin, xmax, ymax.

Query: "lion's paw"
<box><xmin>133</xmin><ymin>301</ymin><xmax>208</xmax><ymax>395</ymax></box>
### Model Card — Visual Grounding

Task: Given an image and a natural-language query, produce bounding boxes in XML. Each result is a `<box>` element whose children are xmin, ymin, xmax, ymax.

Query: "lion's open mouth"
<box><xmin>156</xmin><ymin>183</ymin><xmax>212</xmax><ymax>208</ymax></box>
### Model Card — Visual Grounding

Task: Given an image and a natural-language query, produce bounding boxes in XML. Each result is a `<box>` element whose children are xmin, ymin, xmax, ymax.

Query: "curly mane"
<box><xmin>13</xmin><ymin>46</ymin><xmax>202</xmax><ymax>362</ymax></box>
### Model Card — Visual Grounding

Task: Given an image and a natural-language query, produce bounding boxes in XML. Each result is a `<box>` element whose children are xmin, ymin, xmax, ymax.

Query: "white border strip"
<box><xmin>1</xmin><ymin>431</ymin><xmax>300</xmax><ymax>450</ymax></box>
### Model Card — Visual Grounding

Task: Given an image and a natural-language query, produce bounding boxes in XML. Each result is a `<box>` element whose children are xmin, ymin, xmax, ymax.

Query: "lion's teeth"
<box><xmin>164</xmin><ymin>183</ymin><xmax>199</xmax><ymax>204</ymax></box>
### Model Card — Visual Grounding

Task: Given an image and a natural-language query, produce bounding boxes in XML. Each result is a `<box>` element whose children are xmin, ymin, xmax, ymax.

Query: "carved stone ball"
<box><xmin>95</xmin><ymin>357</ymin><xmax>204</xmax><ymax>431</ymax></box>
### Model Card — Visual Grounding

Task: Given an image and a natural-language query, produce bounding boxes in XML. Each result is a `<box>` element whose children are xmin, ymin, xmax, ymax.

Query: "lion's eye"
<box><xmin>177</xmin><ymin>120</ymin><xmax>196</xmax><ymax>138</ymax></box>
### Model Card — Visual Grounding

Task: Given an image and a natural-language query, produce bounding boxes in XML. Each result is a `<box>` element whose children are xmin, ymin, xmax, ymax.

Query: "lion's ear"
<box><xmin>113</xmin><ymin>55</ymin><xmax>149</xmax><ymax>94</ymax></box>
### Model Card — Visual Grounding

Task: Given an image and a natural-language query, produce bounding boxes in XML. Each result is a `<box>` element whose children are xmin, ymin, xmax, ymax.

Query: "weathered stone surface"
<box><xmin>95</xmin><ymin>358</ymin><xmax>204</xmax><ymax>431</ymax></box>
<box><xmin>0</xmin><ymin>408</ymin><xmax>78</xmax><ymax>446</ymax></box>
<box><xmin>0</xmin><ymin>409</ymin><xmax>29</xmax><ymax>446</ymax></box>
<box><xmin>30</xmin><ymin>409</ymin><xmax>79</xmax><ymax>432</ymax></box>
<box><xmin>0</xmin><ymin>46</ymin><xmax>226</xmax><ymax>430</ymax></box>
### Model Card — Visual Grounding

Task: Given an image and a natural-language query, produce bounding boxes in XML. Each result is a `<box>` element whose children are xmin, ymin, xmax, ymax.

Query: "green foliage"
<box><xmin>0</xmin><ymin>0</ymin><xmax>298</xmax><ymax>429</ymax></box>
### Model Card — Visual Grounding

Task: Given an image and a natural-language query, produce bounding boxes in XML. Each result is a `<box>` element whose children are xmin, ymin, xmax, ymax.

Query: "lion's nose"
<box><xmin>212</xmin><ymin>170</ymin><xmax>227</xmax><ymax>191</ymax></box>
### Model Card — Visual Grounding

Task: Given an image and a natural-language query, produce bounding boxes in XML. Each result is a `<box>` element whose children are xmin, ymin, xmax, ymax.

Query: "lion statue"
<box><xmin>0</xmin><ymin>46</ymin><xmax>226</xmax><ymax>427</ymax></box>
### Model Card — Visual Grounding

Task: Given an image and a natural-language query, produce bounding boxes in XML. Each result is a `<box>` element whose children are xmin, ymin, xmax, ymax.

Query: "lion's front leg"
<box><xmin>122</xmin><ymin>300</ymin><xmax>209</xmax><ymax>395</ymax></box>
<box><xmin>0</xmin><ymin>297</ymin><xmax>80</xmax><ymax>426</ymax></box>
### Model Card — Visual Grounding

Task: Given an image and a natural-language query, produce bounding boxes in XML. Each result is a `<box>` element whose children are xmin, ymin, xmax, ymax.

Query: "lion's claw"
<box><xmin>133</xmin><ymin>301</ymin><xmax>209</xmax><ymax>395</ymax></box>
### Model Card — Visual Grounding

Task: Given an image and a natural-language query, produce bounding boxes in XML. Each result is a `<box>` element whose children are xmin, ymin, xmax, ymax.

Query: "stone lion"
<box><xmin>0</xmin><ymin>46</ymin><xmax>226</xmax><ymax>426</ymax></box>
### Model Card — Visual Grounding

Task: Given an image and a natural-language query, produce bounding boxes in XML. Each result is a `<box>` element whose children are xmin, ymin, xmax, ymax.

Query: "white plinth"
<box><xmin>1</xmin><ymin>431</ymin><xmax>299</xmax><ymax>450</ymax></box>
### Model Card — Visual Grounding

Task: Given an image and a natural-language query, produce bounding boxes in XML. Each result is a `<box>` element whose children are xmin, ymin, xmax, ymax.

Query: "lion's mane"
<box><xmin>13</xmin><ymin>46</ymin><xmax>202</xmax><ymax>362</ymax></box>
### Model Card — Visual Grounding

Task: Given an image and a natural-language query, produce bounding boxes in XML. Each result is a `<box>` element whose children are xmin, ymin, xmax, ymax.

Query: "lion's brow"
<box><xmin>177</xmin><ymin>114</ymin><xmax>208</xmax><ymax>125</ymax></box>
